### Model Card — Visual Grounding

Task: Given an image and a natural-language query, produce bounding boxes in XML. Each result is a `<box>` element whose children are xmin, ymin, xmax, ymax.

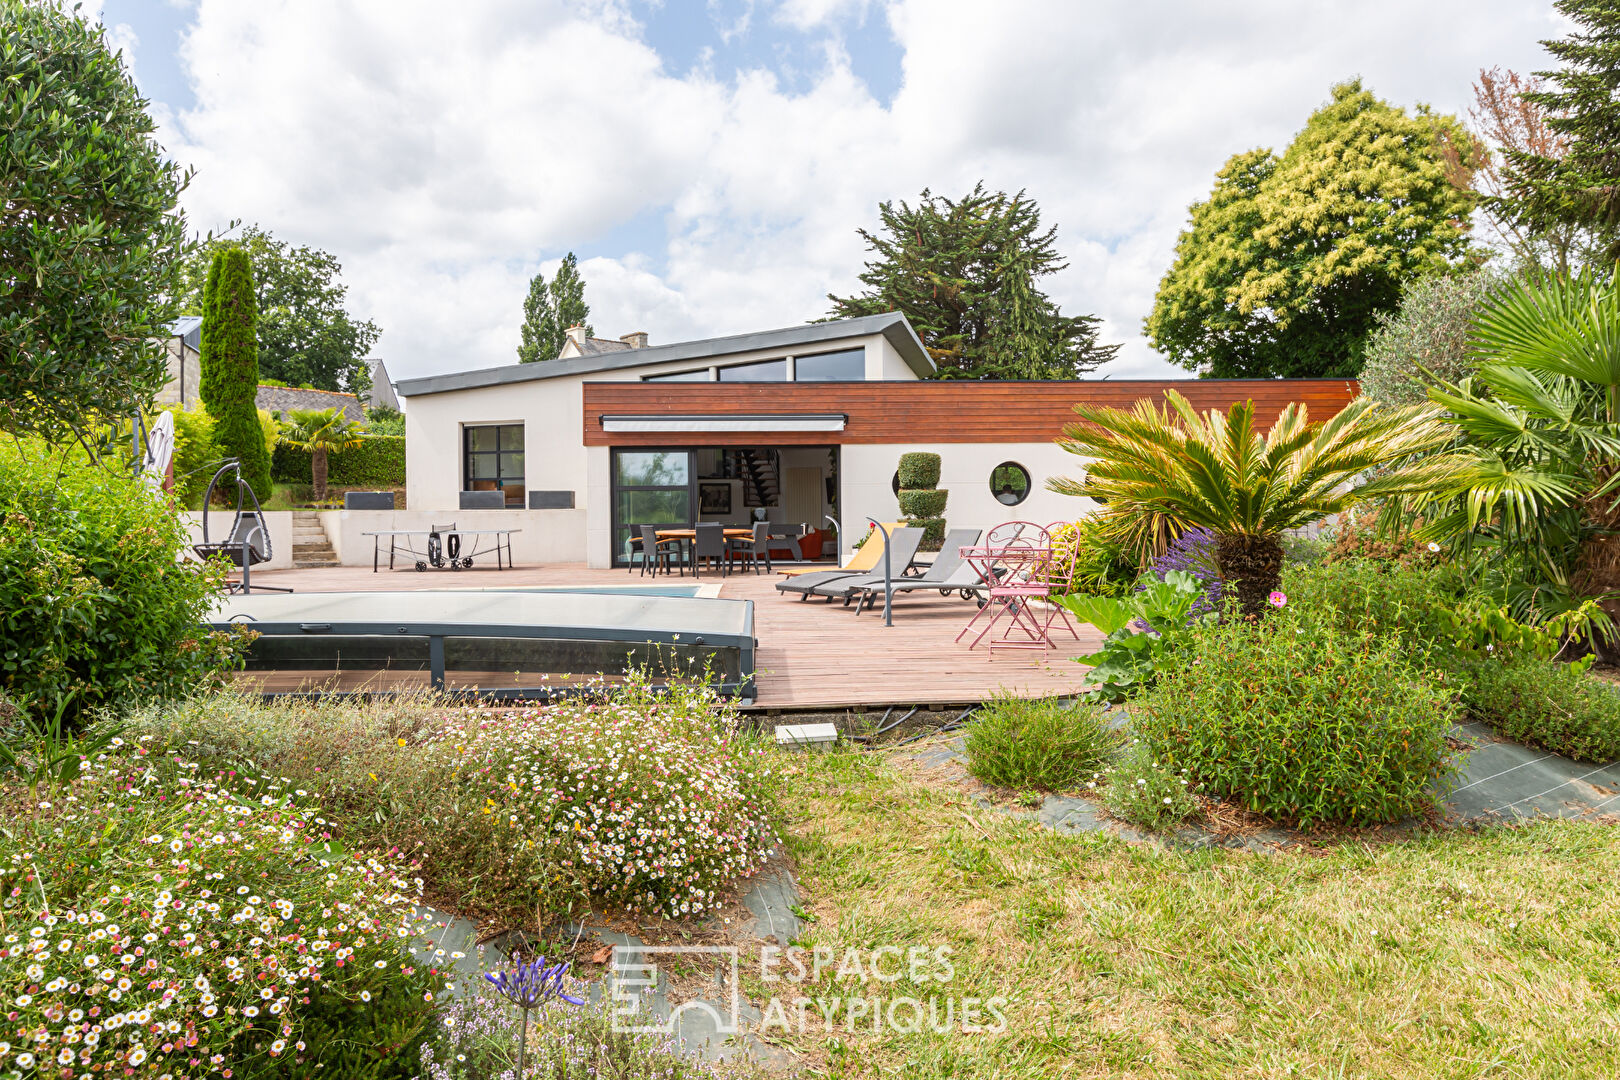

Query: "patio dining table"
<box><xmin>655</xmin><ymin>527</ymin><xmax>756</xmax><ymax>542</ymax></box>
<box><xmin>955</xmin><ymin>542</ymin><xmax>1063</xmax><ymax>651</ymax></box>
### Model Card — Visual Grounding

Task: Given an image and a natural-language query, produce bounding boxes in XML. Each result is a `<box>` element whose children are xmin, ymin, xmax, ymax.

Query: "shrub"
<box><xmin>963</xmin><ymin>694</ymin><xmax>1123</xmax><ymax>791</ymax></box>
<box><xmin>0</xmin><ymin>441</ymin><xmax>244</xmax><ymax>722</ymax></box>
<box><xmin>422</xmin><ymin>985</ymin><xmax>742</xmax><ymax>1080</ymax></box>
<box><xmin>124</xmin><ymin>681</ymin><xmax>781</xmax><ymax>923</ymax></box>
<box><xmin>1058</xmin><ymin>571</ymin><xmax>1216</xmax><ymax>703</ymax></box>
<box><xmin>896</xmin><ymin>452</ymin><xmax>940</xmax><ymax>489</ymax></box>
<box><xmin>1095</xmin><ymin>746</ymin><xmax>1201</xmax><ymax>832</ymax></box>
<box><xmin>1282</xmin><ymin>559</ymin><xmax>1462</xmax><ymax>659</ymax></box>
<box><xmin>1323</xmin><ymin>512</ymin><xmax>1443</xmax><ymax>569</ymax></box>
<box><xmin>1359</xmin><ymin>269</ymin><xmax>1496</xmax><ymax>407</ymax></box>
<box><xmin>273</xmin><ymin>435</ymin><xmax>406</xmax><ymax>488</ymax></box>
<box><xmin>0</xmin><ymin>739</ymin><xmax>449</xmax><ymax>1077</ymax></box>
<box><xmin>1463</xmin><ymin>654</ymin><xmax>1620</xmax><ymax>762</ymax></box>
<box><xmin>165</xmin><ymin>405</ymin><xmax>221</xmax><ymax>507</ymax></box>
<box><xmin>1133</xmin><ymin>613</ymin><xmax>1460</xmax><ymax>826</ymax></box>
<box><xmin>1144</xmin><ymin>526</ymin><xmax>1221</xmax><ymax>614</ymax></box>
<box><xmin>897</xmin><ymin>488</ymin><xmax>948</xmax><ymax>519</ymax></box>
<box><xmin>1048</xmin><ymin>518</ymin><xmax>1137</xmax><ymax>597</ymax></box>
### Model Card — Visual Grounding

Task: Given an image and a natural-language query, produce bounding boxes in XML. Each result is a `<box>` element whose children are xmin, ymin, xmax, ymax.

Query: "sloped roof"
<box><xmin>396</xmin><ymin>312</ymin><xmax>933</xmax><ymax>397</ymax></box>
<box><xmin>257</xmin><ymin>385</ymin><xmax>366</xmax><ymax>422</ymax></box>
<box><xmin>571</xmin><ymin>337</ymin><xmax>634</xmax><ymax>356</ymax></box>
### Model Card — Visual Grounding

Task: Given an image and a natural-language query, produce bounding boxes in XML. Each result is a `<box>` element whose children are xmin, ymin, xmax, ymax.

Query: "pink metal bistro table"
<box><xmin>955</xmin><ymin>521</ymin><xmax>1081</xmax><ymax>651</ymax></box>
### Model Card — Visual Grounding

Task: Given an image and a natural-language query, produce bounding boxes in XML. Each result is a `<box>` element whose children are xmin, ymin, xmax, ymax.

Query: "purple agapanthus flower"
<box><xmin>484</xmin><ymin>955</ymin><xmax>585</xmax><ymax>1008</ymax></box>
<box><xmin>1141</xmin><ymin>526</ymin><xmax>1223</xmax><ymax>617</ymax></box>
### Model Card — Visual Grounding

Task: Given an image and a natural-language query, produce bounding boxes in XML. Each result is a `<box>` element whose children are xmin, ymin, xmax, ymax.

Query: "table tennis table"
<box><xmin>361</xmin><ymin>528</ymin><xmax>521</xmax><ymax>572</ymax></box>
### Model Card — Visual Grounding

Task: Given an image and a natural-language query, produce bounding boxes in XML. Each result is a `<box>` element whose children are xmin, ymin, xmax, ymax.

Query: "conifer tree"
<box><xmin>828</xmin><ymin>184</ymin><xmax>1118</xmax><ymax>379</ymax></box>
<box><xmin>200</xmin><ymin>247</ymin><xmax>272</xmax><ymax>499</ymax></box>
<box><xmin>1502</xmin><ymin>1</ymin><xmax>1620</xmax><ymax>262</ymax></box>
<box><xmin>517</xmin><ymin>252</ymin><xmax>593</xmax><ymax>362</ymax></box>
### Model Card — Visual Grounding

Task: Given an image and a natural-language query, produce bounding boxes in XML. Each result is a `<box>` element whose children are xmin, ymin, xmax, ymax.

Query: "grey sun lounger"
<box><xmin>774</xmin><ymin>527</ymin><xmax>926</xmax><ymax>600</ymax></box>
<box><xmin>831</xmin><ymin>529</ymin><xmax>986</xmax><ymax>612</ymax></box>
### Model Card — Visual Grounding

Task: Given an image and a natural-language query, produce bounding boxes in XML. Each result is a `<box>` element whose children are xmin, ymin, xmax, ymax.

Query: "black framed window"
<box><xmin>717</xmin><ymin>358</ymin><xmax>788</xmax><ymax>382</ymax></box>
<box><xmin>612</xmin><ymin>449</ymin><xmax>694</xmax><ymax>565</ymax></box>
<box><xmin>794</xmin><ymin>348</ymin><xmax>865</xmax><ymax>381</ymax></box>
<box><xmin>464</xmin><ymin>424</ymin><xmax>525</xmax><ymax>507</ymax></box>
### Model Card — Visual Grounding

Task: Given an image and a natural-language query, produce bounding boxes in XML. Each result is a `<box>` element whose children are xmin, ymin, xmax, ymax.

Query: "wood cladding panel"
<box><xmin>582</xmin><ymin>380</ymin><xmax>1360</xmax><ymax>446</ymax></box>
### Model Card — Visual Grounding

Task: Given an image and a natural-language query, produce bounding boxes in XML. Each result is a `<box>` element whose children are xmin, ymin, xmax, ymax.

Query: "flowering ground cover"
<box><xmin>0</xmin><ymin>735</ymin><xmax>448</xmax><ymax>1078</ymax></box>
<box><xmin>773</xmin><ymin>747</ymin><xmax>1620</xmax><ymax>1079</ymax></box>
<box><xmin>122</xmin><ymin>679</ymin><xmax>783</xmax><ymax>928</ymax></box>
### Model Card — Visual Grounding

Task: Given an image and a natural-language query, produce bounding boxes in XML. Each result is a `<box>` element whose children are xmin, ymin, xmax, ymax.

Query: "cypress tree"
<box><xmin>516</xmin><ymin>252</ymin><xmax>592</xmax><ymax>363</ymax></box>
<box><xmin>200</xmin><ymin>246</ymin><xmax>272</xmax><ymax>499</ymax></box>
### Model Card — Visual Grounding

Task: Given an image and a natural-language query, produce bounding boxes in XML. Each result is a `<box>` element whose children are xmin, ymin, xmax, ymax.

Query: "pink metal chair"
<box><xmin>957</xmin><ymin>522</ymin><xmax>1056</xmax><ymax>650</ymax></box>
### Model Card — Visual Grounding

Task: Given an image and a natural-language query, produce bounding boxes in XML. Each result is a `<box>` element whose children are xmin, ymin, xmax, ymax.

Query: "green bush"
<box><xmin>1282</xmin><ymin>560</ymin><xmax>1461</xmax><ymax>659</ymax></box>
<box><xmin>897</xmin><ymin>487</ymin><xmax>949</xmax><ymax>518</ymax></box>
<box><xmin>165</xmin><ymin>404</ymin><xmax>222</xmax><ymax>506</ymax></box>
<box><xmin>0</xmin><ymin>440</ymin><xmax>244</xmax><ymax>722</ymax></box>
<box><xmin>908</xmin><ymin>516</ymin><xmax>945</xmax><ymax>547</ymax></box>
<box><xmin>964</xmin><ymin>693</ymin><xmax>1124</xmax><ymax>791</ymax></box>
<box><xmin>897</xmin><ymin>451</ymin><xmax>941</xmax><ymax>489</ymax></box>
<box><xmin>1463</xmin><ymin>654</ymin><xmax>1620</xmax><ymax>762</ymax></box>
<box><xmin>274</xmin><ymin>434</ymin><xmax>406</xmax><ymax>487</ymax></box>
<box><xmin>1134</xmin><ymin>613</ymin><xmax>1460</xmax><ymax>826</ymax></box>
<box><xmin>0</xmin><ymin>741</ymin><xmax>448</xmax><ymax>1077</ymax></box>
<box><xmin>1098</xmin><ymin>746</ymin><xmax>1201</xmax><ymax>832</ymax></box>
<box><xmin>1058</xmin><ymin>571</ymin><xmax>1216</xmax><ymax>703</ymax></box>
<box><xmin>1049</xmin><ymin>518</ymin><xmax>1138</xmax><ymax>597</ymax></box>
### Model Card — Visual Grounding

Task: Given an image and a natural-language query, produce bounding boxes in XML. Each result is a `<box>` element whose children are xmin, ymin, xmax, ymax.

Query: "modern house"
<box><xmin>392</xmin><ymin>313</ymin><xmax>1359</xmax><ymax>570</ymax></box>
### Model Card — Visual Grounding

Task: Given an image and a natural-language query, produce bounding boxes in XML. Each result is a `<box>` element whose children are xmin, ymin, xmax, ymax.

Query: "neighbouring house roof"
<box><xmin>395</xmin><ymin>312</ymin><xmax>934</xmax><ymax>397</ymax></box>
<box><xmin>366</xmin><ymin>358</ymin><xmax>401</xmax><ymax>411</ymax></box>
<box><xmin>567</xmin><ymin>336</ymin><xmax>634</xmax><ymax>356</ymax></box>
<box><xmin>168</xmin><ymin>316</ymin><xmax>203</xmax><ymax>352</ymax></box>
<box><xmin>257</xmin><ymin>385</ymin><xmax>366</xmax><ymax>422</ymax></box>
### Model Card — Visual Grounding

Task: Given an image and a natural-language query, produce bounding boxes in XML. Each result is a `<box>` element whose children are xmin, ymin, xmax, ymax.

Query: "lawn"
<box><xmin>771</xmin><ymin>746</ymin><xmax>1620</xmax><ymax>1079</ymax></box>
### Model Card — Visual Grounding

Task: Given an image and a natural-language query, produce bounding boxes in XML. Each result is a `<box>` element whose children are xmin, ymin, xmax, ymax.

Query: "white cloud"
<box><xmin>155</xmin><ymin>0</ymin><xmax>1564</xmax><ymax>381</ymax></box>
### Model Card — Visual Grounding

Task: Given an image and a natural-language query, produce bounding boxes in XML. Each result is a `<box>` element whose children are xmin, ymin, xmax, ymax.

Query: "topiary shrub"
<box><xmin>1133</xmin><ymin>611</ymin><xmax>1460</xmax><ymax>826</ymax></box>
<box><xmin>0</xmin><ymin>440</ymin><xmax>244</xmax><ymax>722</ymax></box>
<box><xmin>897</xmin><ymin>451</ymin><xmax>940</xmax><ymax>489</ymax></box>
<box><xmin>896</xmin><ymin>451</ymin><xmax>946</xmax><ymax>550</ymax></box>
<box><xmin>1462</xmin><ymin>654</ymin><xmax>1620</xmax><ymax>762</ymax></box>
<box><xmin>963</xmin><ymin>693</ymin><xmax>1123</xmax><ymax>791</ymax></box>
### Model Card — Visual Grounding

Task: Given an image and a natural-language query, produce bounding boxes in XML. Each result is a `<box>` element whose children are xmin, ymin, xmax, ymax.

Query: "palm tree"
<box><xmin>1050</xmin><ymin>390</ymin><xmax>1451</xmax><ymax>618</ymax></box>
<box><xmin>1392</xmin><ymin>267</ymin><xmax>1620</xmax><ymax>628</ymax></box>
<box><xmin>279</xmin><ymin>408</ymin><xmax>367</xmax><ymax>501</ymax></box>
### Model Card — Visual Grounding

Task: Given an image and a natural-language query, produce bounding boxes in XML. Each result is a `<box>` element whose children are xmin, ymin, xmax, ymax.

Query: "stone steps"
<box><xmin>291</xmin><ymin>511</ymin><xmax>339</xmax><ymax>568</ymax></box>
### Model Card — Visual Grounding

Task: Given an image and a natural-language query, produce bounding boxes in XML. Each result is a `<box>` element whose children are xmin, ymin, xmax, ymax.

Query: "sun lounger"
<box><xmin>775</xmin><ymin>521</ymin><xmax>905</xmax><ymax>577</ymax></box>
<box><xmin>822</xmin><ymin>529</ymin><xmax>983</xmax><ymax>611</ymax></box>
<box><xmin>774</xmin><ymin>527</ymin><xmax>925</xmax><ymax>599</ymax></box>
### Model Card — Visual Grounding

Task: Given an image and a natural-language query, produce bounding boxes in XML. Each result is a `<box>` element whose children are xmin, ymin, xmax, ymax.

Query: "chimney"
<box><xmin>565</xmin><ymin>325</ymin><xmax>589</xmax><ymax>348</ymax></box>
<box><xmin>620</xmin><ymin>331</ymin><xmax>649</xmax><ymax>350</ymax></box>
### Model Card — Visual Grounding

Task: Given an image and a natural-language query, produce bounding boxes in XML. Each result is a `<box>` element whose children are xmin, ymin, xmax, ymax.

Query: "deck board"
<box><xmin>231</xmin><ymin>563</ymin><xmax>1103</xmax><ymax>709</ymax></box>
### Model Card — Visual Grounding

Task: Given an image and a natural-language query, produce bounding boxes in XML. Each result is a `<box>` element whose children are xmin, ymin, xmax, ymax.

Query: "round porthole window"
<box><xmin>990</xmin><ymin>462</ymin><xmax>1031</xmax><ymax>506</ymax></box>
<box><xmin>891</xmin><ymin>470</ymin><xmax>901</xmax><ymax>498</ymax></box>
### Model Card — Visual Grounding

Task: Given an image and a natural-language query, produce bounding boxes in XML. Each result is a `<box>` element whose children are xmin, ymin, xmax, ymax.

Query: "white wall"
<box><xmin>873</xmin><ymin>336</ymin><xmax>916</xmax><ymax>380</ymax></box>
<box><xmin>838</xmin><ymin>442</ymin><xmax>1096</xmax><ymax>563</ymax></box>
<box><xmin>328</xmin><ymin>509</ymin><xmax>588</xmax><ymax>566</ymax></box>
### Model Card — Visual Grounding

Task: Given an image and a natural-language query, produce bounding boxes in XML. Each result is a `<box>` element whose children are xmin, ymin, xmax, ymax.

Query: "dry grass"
<box><xmin>765</xmin><ymin>747</ymin><xmax>1620</xmax><ymax>1079</ymax></box>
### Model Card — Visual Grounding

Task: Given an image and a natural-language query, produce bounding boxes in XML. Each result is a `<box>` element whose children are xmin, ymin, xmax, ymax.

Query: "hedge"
<box><xmin>274</xmin><ymin>434</ymin><xmax>405</xmax><ymax>487</ymax></box>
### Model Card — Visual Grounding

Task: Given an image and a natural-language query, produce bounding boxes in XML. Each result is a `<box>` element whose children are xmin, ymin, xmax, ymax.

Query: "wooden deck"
<box><xmin>231</xmin><ymin>562</ymin><xmax>1103</xmax><ymax>710</ymax></box>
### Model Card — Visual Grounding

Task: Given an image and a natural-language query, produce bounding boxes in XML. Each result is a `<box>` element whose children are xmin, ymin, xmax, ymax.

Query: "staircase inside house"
<box><xmin>291</xmin><ymin>511</ymin><xmax>339</xmax><ymax>568</ymax></box>
<box><xmin>734</xmin><ymin>449</ymin><xmax>780</xmax><ymax>508</ymax></box>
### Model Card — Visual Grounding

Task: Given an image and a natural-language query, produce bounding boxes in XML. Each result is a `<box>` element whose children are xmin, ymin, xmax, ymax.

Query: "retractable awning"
<box><xmin>599</xmin><ymin>413</ymin><xmax>847</xmax><ymax>433</ymax></box>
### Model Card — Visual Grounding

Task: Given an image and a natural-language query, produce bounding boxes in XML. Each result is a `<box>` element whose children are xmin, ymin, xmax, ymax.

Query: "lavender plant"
<box><xmin>1142</xmin><ymin>527</ymin><xmax>1222</xmax><ymax>616</ymax></box>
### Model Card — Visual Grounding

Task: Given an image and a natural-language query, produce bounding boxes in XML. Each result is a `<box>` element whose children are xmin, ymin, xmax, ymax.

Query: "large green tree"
<box><xmin>200</xmin><ymin>247</ymin><xmax>272</xmax><ymax>500</ymax></box>
<box><xmin>517</xmin><ymin>252</ymin><xmax>591</xmax><ymax>362</ymax></box>
<box><xmin>1146</xmin><ymin>80</ymin><xmax>1480</xmax><ymax>379</ymax></box>
<box><xmin>0</xmin><ymin>0</ymin><xmax>190</xmax><ymax>442</ymax></box>
<box><xmin>179</xmin><ymin>225</ymin><xmax>380</xmax><ymax>395</ymax></box>
<box><xmin>827</xmin><ymin>184</ymin><xmax>1119</xmax><ymax>379</ymax></box>
<box><xmin>1496</xmin><ymin>2</ymin><xmax>1620</xmax><ymax>265</ymax></box>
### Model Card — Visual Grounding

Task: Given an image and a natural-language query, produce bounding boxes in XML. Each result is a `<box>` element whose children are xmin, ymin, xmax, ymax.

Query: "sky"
<box><xmin>90</xmin><ymin>0</ymin><xmax>1568</xmax><ymax>383</ymax></box>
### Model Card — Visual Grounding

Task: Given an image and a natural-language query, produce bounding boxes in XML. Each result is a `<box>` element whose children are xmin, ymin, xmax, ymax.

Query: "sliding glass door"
<box><xmin>611</xmin><ymin>449</ymin><xmax>693</xmax><ymax>566</ymax></box>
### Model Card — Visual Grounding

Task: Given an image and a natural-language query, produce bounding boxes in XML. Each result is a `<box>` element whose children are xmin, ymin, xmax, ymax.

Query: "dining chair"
<box><xmin>638</xmin><ymin>524</ymin><xmax>681</xmax><ymax>577</ymax></box>
<box><xmin>692</xmin><ymin>522</ymin><xmax>728</xmax><ymax>577</ymax></box>
<box><xmin>727</xmin><ymin>521</ymin><xmax>773</xmax><ymax>575</ymax></box>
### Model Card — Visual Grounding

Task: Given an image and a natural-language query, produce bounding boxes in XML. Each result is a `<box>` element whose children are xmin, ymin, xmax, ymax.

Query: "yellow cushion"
<box><xmin>776</xmin><ymin>522</ymin><xmax>905</xmax><ymax>576</ymax></box>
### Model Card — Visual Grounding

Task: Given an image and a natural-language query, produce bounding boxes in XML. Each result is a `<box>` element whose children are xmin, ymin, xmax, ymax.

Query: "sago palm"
<box><xmin>279</xmin><ymin>408</ymin><xmax>367</xmax><ymax>501</ymax></box>
<box><xmin>1051</xmin><ymin>389</ymin><xmax>1451</xmax><ymax>618</ymax></box>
